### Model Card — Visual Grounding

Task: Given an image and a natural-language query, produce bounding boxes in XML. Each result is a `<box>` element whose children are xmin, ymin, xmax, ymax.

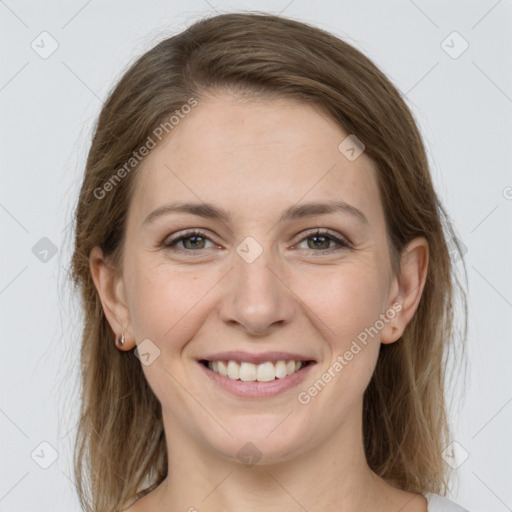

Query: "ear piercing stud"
<box><xmin>117</xmin><ymin>333</ymin><xmax>125</xmax><ymax>348</ymax></box>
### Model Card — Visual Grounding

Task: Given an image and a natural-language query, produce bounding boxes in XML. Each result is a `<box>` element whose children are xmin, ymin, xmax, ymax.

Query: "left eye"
<box><xmin>296</xmin><ymin>231</ymin><xmax>350</xmax><ymax>252</ymax></box>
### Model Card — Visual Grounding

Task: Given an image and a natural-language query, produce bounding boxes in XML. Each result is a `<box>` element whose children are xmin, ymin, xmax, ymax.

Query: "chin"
<box><xmin>201</xmin><ymin>414</ymin><xmax>312</xmax><ymax>467</ymax></box>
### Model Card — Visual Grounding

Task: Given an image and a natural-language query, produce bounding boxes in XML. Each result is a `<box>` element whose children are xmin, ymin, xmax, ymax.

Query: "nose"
<box><xmin>217</xmin><ymin>243</ymin><xmax>296</xmax><ymax>336</ymax></box>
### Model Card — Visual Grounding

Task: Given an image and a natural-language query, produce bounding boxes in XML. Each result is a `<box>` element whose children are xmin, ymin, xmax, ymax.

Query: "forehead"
<box><xmin>129</xmin><ymin>93</ymin><xmax>383</xmax><ymax>227</ymax></box>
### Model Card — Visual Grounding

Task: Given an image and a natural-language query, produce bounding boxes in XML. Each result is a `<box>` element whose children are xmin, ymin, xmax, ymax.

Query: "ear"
<box><xmin>381</xmin><ymin>236</ymin><xmax>429</xmax><ymax>344</ymax></box>
<box><xmin>89</xmin><ymin>246</ymin><xmax>135</xmax><ymax>350</ymax></box>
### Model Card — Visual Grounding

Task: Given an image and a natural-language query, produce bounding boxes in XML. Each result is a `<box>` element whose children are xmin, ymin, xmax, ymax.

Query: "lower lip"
<box><xmin>198</xmin><ymin>361</ymin><xmax>316</xmax><ymax>398</ymax></box>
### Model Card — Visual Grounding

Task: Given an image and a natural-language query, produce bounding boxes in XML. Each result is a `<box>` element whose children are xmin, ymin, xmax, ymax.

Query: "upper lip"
<box><xmin>200</xmin><ymin>351</ymin><xmax>316</xmax><ymax>365</ymax></box>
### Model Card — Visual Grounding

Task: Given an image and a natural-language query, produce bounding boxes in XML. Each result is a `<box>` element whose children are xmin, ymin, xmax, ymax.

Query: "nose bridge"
<box><xmin>219</xmin><ymin>235</ymin><xmax>295</xmax><ymax>334</ymax></box>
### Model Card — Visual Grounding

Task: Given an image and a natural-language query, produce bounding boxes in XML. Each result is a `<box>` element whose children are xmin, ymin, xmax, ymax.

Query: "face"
<box><xmin>103</xmin><ymin>93</ymin><xmax>407</xmax><ymax>465</ymax></box>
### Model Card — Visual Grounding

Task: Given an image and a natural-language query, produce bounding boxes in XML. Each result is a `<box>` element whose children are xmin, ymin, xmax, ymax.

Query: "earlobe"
<box><xmin>381</xmin><ymin>237</ymin><xmax>429</xmax><ymax>345</ymax></box>
<box><xmin>89</xmin><ymin>246</ymin><xmax>134</xmax><ymax>350</ymax></box>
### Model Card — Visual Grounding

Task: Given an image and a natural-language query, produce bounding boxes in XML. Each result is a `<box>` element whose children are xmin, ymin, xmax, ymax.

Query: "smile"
<box><xmin>199</xmin><ymin>357</ymin><xmax>316</xmax><ymax>398</ymax></box>
<box><xmin>202</xmin><ymin>359</ymin><xmax>313</xmax><ymax>382</ymax></box>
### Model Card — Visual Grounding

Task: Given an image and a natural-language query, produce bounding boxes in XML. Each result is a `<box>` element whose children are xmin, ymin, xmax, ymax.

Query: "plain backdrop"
<box><xmin>1</xmin><ymin>1</ymin><xmax>511</xmax><ymax>511</ymax></box>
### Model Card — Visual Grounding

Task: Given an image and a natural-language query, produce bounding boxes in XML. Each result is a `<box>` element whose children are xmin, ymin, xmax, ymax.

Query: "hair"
<box><xmin>70</xmin><ymin>11</ymin><xmax>468</xmax><ymax>512</ymax></box>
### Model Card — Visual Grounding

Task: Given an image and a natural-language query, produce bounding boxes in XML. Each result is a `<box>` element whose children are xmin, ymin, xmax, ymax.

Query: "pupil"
<box><xmin>309</xmin><ymin>235</ymin><xmax>329</xmax><ymax>250</ymax></box>
<box><xmin>186</xmin><ymin>235</ymin><xmax>204</xmax><ymax>249</ymax></box>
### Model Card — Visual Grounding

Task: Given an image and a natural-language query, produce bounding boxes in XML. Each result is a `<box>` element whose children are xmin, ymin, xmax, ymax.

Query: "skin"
<box><xmin>90</xmin><ymin>92</ymin><xmax>429</xmax><ymax>512</ymax></box>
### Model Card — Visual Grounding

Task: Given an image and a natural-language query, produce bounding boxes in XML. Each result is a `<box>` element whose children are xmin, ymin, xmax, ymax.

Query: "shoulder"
<box><xmin>424</xmin><ymin>493</ymin><xmax>470</xmax><ymax>512</ymax></box>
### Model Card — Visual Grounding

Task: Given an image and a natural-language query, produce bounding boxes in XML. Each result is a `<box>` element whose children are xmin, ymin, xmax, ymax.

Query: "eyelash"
<box><xmin>162</xmin><ymin>228</ymin><xmax>352</xmax><ymax>255</ymax></box>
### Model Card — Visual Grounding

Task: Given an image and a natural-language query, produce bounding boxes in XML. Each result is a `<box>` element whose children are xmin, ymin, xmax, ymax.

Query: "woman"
<box><xmin>71</xmin><ymin>12</ymin><xmax>469</xmax><ymax>512</ymax></box>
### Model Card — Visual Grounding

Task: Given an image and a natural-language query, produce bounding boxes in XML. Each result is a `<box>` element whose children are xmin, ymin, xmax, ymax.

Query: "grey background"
<box><xmin>1</xmin><ymin>1</ymin><xmax>511</xmax><ymax>511</ymax></box>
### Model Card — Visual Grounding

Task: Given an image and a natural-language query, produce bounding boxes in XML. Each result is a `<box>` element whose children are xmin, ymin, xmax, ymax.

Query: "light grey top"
<box><xmin>425</xmin><ymin>493</ymin><xmax>470</xmax><ymax>511</ymax></box>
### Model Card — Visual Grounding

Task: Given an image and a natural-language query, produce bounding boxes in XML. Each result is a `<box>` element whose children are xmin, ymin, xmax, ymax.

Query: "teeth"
<box><xmin>227</xmin><ymin>360</ymin><xmax>240</xmax><ymax>380</ymax></box>
<box><xmin>275</xmin><ymin>360</ymin><xmax>287</xmax><ymax>378</ymax></box>
<box><xmin>218</xmin><ymin>361</ymin><xmax>228</xmax><ymax>376</ymax></box>
<box><xmin>207</xmin><ymin>359</ymin><xmax>306</xmax><ymax>382</ymax></box>
<box><xmin>256</xmin><ymin>362</ymin><xmax>275</xmax><ymax>382</ymax></box>
<box><xmin>240</xmin><ymin>362</ymin><xmax>257</xmax><ymax>381</ymax></box>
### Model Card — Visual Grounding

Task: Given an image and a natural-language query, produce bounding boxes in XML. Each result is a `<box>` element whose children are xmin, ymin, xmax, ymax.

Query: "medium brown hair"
<box><xmin>71</xmin><ymin>11</ymin><xmax>468</xmax><ymax>512</ymax></box>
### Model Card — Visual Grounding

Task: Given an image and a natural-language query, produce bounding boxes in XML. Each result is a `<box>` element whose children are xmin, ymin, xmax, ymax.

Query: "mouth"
<box><xmin>199</xmin><ymin>359</ymin><xmax>315</xmax><ymax>382</ymax></box>
<box><xmin>198</xmin><ymin>356</ymin><xmax>317</xmax><ymax>398</ymax></box>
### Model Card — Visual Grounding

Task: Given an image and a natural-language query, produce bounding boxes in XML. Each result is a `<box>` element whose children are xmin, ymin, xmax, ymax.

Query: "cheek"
<box><xmin>125</xmin><ymin>259</ymin><xmax>218</xmax><ymax>349</ymax></box>
<box><xmin>294</xmin><ymin>261</ymin><xmax>387</xmax><ymax>347</ymax></box>
<box><xmin>293</xmin><ymin>267</ymin><xmax>385</xmax><ymax>420</ymax></box>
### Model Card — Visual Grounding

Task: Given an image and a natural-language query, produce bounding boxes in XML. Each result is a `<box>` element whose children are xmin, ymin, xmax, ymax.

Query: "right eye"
<box><xmin>162</xmin><ymin>229</ymin><xmax>218</xmax><ymax>252</ymax></box>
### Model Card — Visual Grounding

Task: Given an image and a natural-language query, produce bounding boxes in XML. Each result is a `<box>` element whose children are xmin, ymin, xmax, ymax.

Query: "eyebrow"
<box><xmin>142</xmin><ymin>200</ymin><xmax>369</xmax><ymax>226</ymax></box>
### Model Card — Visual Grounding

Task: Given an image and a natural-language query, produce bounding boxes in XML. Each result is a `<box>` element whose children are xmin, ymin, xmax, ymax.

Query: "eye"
<box><xmin>295</xmin><ymin>229</ymin><xmax>351</xmax><ymax>253</ymax></box>
<box><xmin>163</xmin><ymin>229</ymin><xmax>217</xmax><ymax>252</ymax></box>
